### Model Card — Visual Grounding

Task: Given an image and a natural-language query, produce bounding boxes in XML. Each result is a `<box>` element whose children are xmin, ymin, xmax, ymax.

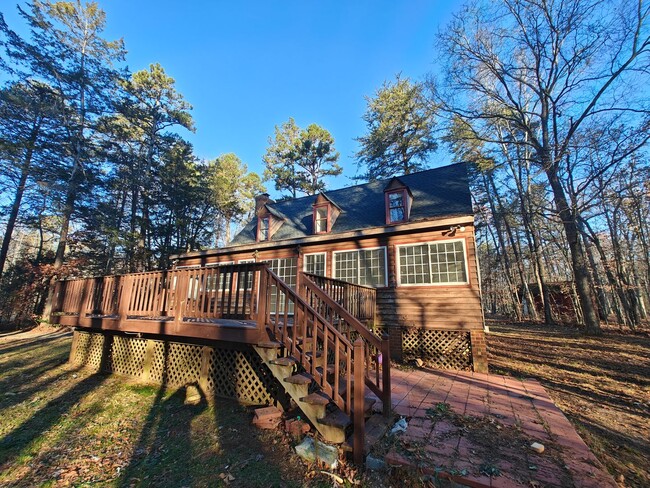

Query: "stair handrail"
<box><xmin>300</xmin><ymin>272</ymin><xmax>391</xmax><ymax>418</ymax></box>
<box><xmin>261</xmin><ymin>266</ymin><xmax>356</xmax><ymax>411</ymax></box>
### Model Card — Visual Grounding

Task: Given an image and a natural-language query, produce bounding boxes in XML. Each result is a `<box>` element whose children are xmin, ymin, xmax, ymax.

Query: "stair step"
<box><xmin>257</xmin><ymin>340</ymin><xmax>283</xmax><ymax>349</ymax></box>
<box><xmin>300</xmin><ymin>392</ymin><xmax>331</xmax><ymax>406</ymax></box>
<box><xmin>284</xmin><ymin>372</ymin><xmax>313</xmax><ymax>385</ymax></box>
<box><xmin>318</xmin><ymin>410</ymin><xmax>351</xmax><ymax>429</ymax></box>
<box><xmin>306</xmin><ymin>350</ymin><xmax>323</xmax><ymax>358</ymax></box>
<box><xmin>269</xmin><ymin>356</ymin><xmax>297</xmax><ymax>367</ymax></box>
<box><xmin>316</xmin><ymin>364</ymin><xmax>336</xmax><ymax>375</ymax></box>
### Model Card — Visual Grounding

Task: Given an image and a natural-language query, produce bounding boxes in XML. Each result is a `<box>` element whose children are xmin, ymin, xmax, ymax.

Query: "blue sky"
<box><xmin>3</xmin><ymin>1</ymin><xmax>459</xmax><ymax>195</ymax></box>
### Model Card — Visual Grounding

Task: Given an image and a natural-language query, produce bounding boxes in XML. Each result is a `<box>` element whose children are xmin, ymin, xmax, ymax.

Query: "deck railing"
<box><xmin>302</xmin><ymin>273</ymin><xmax>376</xmax><ymax>322</ymax></box>
<box><xmin>52</xmin><ymin>263</ymin><xmax>266</xmax><ymax>326</ymax></box>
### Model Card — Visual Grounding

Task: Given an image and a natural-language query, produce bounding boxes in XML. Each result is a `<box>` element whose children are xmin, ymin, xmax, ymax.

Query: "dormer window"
<box><xmin>388</xmin><ymin>191</ymin><xmax>406</xmax><ymax>222</ymax></box>
<box><xmin>312</xmin><ymin>193</ymin><xmax>341</xmax><ymax>234</ymax></box>
<box><xmin>258</xmin><ymin>216</ymin><xmax>270</xmax><ymax>241</ymax></box>
<box><xmin>384</xmin><ymin>177</ymin><xmax>413</xmax><ymax>225</ymax></box>
<box><xmin>314</xmin><ymin>205</ymin><xmax>329</xmax><ymax>233</ymax></box>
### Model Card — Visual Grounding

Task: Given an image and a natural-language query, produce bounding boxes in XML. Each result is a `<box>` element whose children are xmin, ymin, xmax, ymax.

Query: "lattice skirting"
<box><xmin>70</xmin><ymin>331</ymin><xmax>282</xmax><ymax>405</ymax></box>
<box><xmin>401</xmin><ymin>328</ymin><xmax>473</xmax><ymax>371</ymax></box>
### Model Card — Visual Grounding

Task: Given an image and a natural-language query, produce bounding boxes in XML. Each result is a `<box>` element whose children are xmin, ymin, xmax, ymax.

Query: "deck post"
<box><xmin>256</xmin><ymin>266</ymin><xmax>269</xmax><ymax>341</ymax></box>
<box><xmin>353</xmin><ymin>337</ymin><xmax>365</xmax><ymax>465</ymax></box>
<box><xmin>381</xmin><ymin>332</ymin><xmax>391</xmax><ymax>418</ymax></box>
<box><xmin>118</xmin><ymin>275</ymin><xmax>132</xmax><ymax>329</ymax></box>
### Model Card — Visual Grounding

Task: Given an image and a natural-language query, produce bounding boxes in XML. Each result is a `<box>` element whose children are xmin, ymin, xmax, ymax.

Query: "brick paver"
<box><xmin>382</xmin><ymin>367</ymin><xmax>617</xmax><ymax>488</ymax></box>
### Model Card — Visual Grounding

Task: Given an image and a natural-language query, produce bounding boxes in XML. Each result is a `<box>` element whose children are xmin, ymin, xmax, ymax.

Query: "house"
<box><xmin>172</xmin><ymin>162</ymin><xmax>487</xmax><ymax>373</ymax></box>
<box><xmin>51</xmin><ymin>161</ymin><xmax>485</xmax><ymax>460</ymax></box>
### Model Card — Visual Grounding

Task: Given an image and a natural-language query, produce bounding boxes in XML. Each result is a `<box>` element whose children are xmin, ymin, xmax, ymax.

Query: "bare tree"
<box><xmin>437</xmin><ymin>0</ymin><xmax>650</xmax><ymax>333</ymax></box>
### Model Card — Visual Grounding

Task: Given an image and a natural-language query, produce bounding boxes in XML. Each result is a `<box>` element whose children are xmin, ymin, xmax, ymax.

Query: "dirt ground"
<box><xmin>486</xmin><ymin>319</ymin><xmax>650</xmax><ymax>488</ymax></box>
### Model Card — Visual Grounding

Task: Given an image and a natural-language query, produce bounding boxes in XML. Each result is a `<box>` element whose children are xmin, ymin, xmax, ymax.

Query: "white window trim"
<box><xmin>332</xmin><ymin>246</ymin><xmax>388</xmax><ymax>288</ymax></box>
<box><xmin>303</xmin><ymin>252</ymin><xmax>327</xmax><ymax>275</ymax></box>
<box><xmin>238</xmin><ymin>259</ymin><xmax>255</xmax><ymax>263</ymax></box>
<box><xmin>205</xmin><ymin>261</ymin><xmax>234</xmax><ymax>267</ymax></box>
<box><xmin>396</xmin><ymin>238</ymin><xmax>469</xmax><ymax>287</ymax></box>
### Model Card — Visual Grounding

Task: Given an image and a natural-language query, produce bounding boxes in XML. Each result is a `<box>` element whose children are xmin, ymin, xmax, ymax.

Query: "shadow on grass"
<box><xmin>0</xmin><ymin>330</ymin><xmax>72</xmax><ymax>356</ymax></box>
<box><xmin>0</xmin><ymin>372</ymin><xmax>109</xmax><ymax>468</ymax></box>
<box><xmin>116</xmin><ymin>384</ymin><xmax>206</xmax><ymax>487</ymax></box>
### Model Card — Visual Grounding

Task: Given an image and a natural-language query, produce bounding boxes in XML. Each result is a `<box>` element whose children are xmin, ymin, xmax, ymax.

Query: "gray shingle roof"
<box><xmin>229</xmin><ymin>162</ymin><xmax>472</xmax><ymax>246</ymax></box>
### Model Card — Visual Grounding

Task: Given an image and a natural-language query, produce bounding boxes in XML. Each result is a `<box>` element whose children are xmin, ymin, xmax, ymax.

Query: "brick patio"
<box><xmin>379</xmin><ymin>368</ymin><xmax>617</xmax><ymax>487</ymax></box>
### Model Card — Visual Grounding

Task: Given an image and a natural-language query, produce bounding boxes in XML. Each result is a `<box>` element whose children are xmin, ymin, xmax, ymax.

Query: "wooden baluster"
<box><xmin>233</xmin><ymin>267</ymin><xmax>242</xmax><ymax>317</ymax></box>
<box><xmin>345</xmin><ymin>345</ymin><xmax>352</xmax><ymax>415</ymax></box>
<box><xmin>334</xmin><ymin>336</ymin><xmax>340</xmax><ymax>407</ymax></box>
<box><xmin>241</xmin><ymin>267</ymin><xmax>249</xmax><ymax>318</ymax></box>
<box><xmin>353</xmin><ymin>337</ymin><xmax>365</xmax><ymax>465</ymax></box>
<box><xmin>381</xmin><ymin>332</ymin><xmax>391</xmax><ymax>418</ymax></box>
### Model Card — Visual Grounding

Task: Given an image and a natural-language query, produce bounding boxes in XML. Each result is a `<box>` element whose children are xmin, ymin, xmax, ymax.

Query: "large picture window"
<box><xmin>304</xmin><ymin>253</ymin><xmax>326</xmax><ymax>276</ymax></box>
<box><xmin>334</xmin><ymin>248</ymin><xmax>386</xmax><ymax>287</ymax></box>
<box><xmin>398</xmin><ymin>240</ymin><xmax>468</xmax><ymax>285</ymax></box>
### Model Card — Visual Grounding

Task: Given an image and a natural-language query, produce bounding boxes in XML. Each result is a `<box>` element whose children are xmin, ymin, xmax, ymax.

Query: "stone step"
<box><xmin>284</xmin><ymin>372</ymin><xmax>313</xmax><ymax>385</ymax></box>
<box><xmin>300</xmin><ymin>391</ymin><xmax>331</xmax><ymax>406</ymax></box>
<box><xmin>318</xmin><ymin>410</ymin><xmax>352</xmax><ymax>429</ymax></box>
<box><xmin>269</xmin><ymin>356</ymin><xmax>297</xmax><ymax>367</ymax></box>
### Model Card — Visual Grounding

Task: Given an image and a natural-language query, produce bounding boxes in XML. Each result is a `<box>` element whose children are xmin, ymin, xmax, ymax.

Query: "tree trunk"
<box><xmin>545</xmin><ymin>168</ymin><xmax>600</xmax><ymax>332</ymax></box>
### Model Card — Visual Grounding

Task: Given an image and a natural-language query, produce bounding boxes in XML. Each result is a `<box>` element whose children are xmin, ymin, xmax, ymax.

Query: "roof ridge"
<box><xmin>267</xmin><ymin>162</ymin><xmax>465</xmax><ymax>209</ymax></box>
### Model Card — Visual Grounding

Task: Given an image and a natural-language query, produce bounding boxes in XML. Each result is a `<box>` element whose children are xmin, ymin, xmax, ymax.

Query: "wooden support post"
<box><xmin>118</xmin><ymin>275</ymin><xmax>132</xmax><ymax>329</ymax></box>
<box><xmin>141</xmin><ymin>339</ymin><xmax>156</xmax><ymax>382</ymax></box>
<box><xmin>381</xmin><ymin>332</ymin><xmax>391</xmax><ymax>418</ymax></box>
<box><xmin>198</xmin><ymin>345</ymin><xmax>212</xmax><ymax>394</ymax></box>
<box><xmin>256</xmin><ymin>267</ymin><xmax>269</xmax><ymax>342</ymax></box>
<box><xmin>68</xmin><ymin>330</ymin><xmax>80</xmax><ymax>364</ymax></box>
<box><xmin>353</xmin><ymin>337</ymin><xmax>365</xmax><ymax>465</ymax></box>
<box><xmin>99</xmin><ymin>333</ymin><xmax>113</xmax><ymax>373</ymax></box>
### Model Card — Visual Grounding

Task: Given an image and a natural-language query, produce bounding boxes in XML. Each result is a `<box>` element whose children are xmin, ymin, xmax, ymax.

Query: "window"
<box><xmin>238</xmin><ymin>259</ymin><xmax>255</xmax><ymax>290</ymax></box>
<box><xmin>334</xmin><ymin>248</ymin><xmax>386</xmax><ymax>287</ymax></box>
<box><xmin>304</xmin><ymin>253</ymin><xmax>326</xmax><ymax>276</ymax></box>
<box><xmin>258</xmin><ymin>216</ymin><xmax>270</xmax><ymax>241</ymax></box>
<box><xmin>314</xmin><ymin>206</ymin><xmax>328</xmax><ymax>233</ymax></box>
<box><xmin>387</xmin><ymin>190</ymin><xmax>406</xmax><ymax>223</ymax></box>
<box><xmin>265</xmin><ymin>257</ymin><xmax>297</xmax><ymax>313</ymax></box>
<box><xmin>398</xmin><ymin>240</ymin><xmax>468</xmax><ymax>285</ymax></box>
<box><xmin>205</xmin><ymin>261</ymin><xmax>234</xmax><ymax>291</ymax></box>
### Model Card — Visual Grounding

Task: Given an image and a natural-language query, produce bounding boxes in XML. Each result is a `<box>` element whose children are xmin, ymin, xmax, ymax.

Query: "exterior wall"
<box><xmin>175</xmin><ymin>220</ymin><xmax>487</xmax><ymax>372</ymax></box>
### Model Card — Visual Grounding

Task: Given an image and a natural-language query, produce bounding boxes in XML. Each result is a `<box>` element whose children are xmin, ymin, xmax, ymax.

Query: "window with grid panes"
<box><xmin>388</xmin><ymin>191</ymin><xmax>406</xmax><ymax>222</ymax></box>
<box><xmin>265</xmin><ymin>257</ymin><xmax>297</xmax><ymax>313</ymax></box>
<box><xmin>314</xmin><ymin>206</ymin><xmax>328</xmax><ymax>233</ymax></box>
<box><xmin>205</xmin><ymin>261</ymin><xmax>234</xmax><ymax>291</ymax></box>
<box><xmin>238</xmin><ymin>259</ymin><xmax>255</xmax><ymax>290</ymax></box>
<box><xmin>304</xmin><ymin>253</ymin><xmax>326</xmax><ymax>276</ymax></box>
<box><xmin>258</xmin><ymin>216</ymin><xmax>270</xmax><ymax>241</ymax></box>
<box><xmin>398</xmin><ymin>240</ymin><xmax>467</xmax><ymax>285</ymax></box>
<box><xmin>334</xmin><ymin>248</ymin><xmax>386</xmax><ymax>287</ymax></box>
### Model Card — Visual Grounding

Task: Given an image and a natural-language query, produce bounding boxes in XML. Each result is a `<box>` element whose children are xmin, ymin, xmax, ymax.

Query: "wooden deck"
<box><xmin>52</xmin><ymin>263</ymin><xmax>388</xmax><ymax>463</ymax></box>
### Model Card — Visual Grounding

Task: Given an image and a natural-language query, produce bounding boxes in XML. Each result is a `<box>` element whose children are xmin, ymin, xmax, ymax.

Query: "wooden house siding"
<box><xmin>174</xmin><ymin>218</ymin><xmax>486</xmax><ymax>371</ymax></box>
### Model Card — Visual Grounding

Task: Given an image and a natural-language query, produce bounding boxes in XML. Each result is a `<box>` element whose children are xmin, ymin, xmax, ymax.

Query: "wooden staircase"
<box><xmin>251</xmin><ymin>268</ymin><xmax>392</xmax><ymax>463</ymax></box>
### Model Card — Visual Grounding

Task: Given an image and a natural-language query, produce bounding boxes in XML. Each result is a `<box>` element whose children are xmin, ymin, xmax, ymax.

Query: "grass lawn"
<box><xmin>2</xmin><ymin>322</ymin><xmax>648</xmax><ymax>487</ymax></box>
<box><xmin>487</xmin><ymin>319</ymin><xmax>650</xmax><ymax>488</ymax></box>
<box><xmin>0</xmin><ymin>328</ymin><xmax>331</xmax><ymax>487</ymax></box>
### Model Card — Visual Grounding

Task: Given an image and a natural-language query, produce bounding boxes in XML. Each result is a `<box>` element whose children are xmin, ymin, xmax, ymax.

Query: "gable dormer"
<box><xmin>254</xmin><ymin>193</ymin><xmax>285</xmax><ymax>241</ymax></box>
<box><xmin>384</xmin><ymin>177</ymin><xmax>413</xmax><ymax>224</ymax></box>
<box><xmin>312</xmin><ymin>193</ymin><xmax>341</xmax><ymax>234</ymax></box>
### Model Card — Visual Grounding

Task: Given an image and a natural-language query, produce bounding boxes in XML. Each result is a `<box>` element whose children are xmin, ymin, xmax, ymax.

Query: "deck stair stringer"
<box><xmin>253</xmin><ymin>343</ymin><xmax>349</xmax><ymax>443</ymax></box>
